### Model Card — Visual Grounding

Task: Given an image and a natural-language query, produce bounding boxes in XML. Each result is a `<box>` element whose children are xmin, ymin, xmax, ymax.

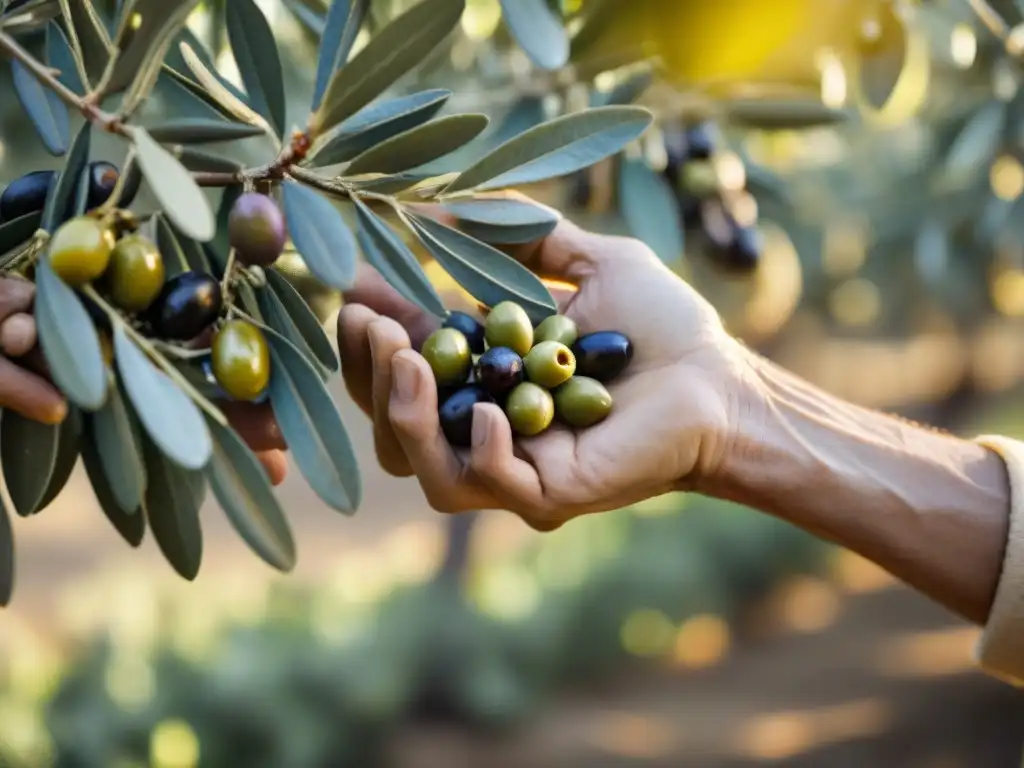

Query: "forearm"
<box><xmin>703</xmin><ymin>348</ymin><xmax>1010</xmax><ymax>625</ymax></box>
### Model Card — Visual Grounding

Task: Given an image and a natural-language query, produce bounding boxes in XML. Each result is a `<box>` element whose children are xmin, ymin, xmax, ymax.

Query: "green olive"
<box><xmin>105</xmin><ymin>234</ymin><xmax>165</xmax><ymax>312</ymax></box>
<box><xmin>212</xmin><ymin>320</ymin><xmax>271</xmax><ymax>402</ymax></box>
<box><xmin>421</xmin><ymin>327</ymin><xmax>472</xmax><ymax>386</ymax></box>
<box><xmin>48</xmin><ymin>216</ymin><xmax>115</xmax><ymax>286</ymax></box>
<box><xmin>505</xmin><ymin>382</ymin><xmax>554</xmax><ymax>437</ymax></box>
<box><xmin>485</xmin><ymin>301</ymin><xmax>533</xmax><ymax>356</ymax></box>
<box><xmin>524</xmin><ymin>340</ymin><xmax>576</xmax><ymax>389</ymax></box>
<box><xmin>533</xmin><ymin>314</ymin><xmax>578</xmax><ymax>347</ymax></box>
<box><xmin>554</xmin><ymin>376</ymin><xmax>613</xmax><ymax>428</ymax></box>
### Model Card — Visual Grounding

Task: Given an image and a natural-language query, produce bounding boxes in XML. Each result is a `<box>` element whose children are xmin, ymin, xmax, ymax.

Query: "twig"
<box><xmin>966</xmin><ymin>0</ymin><xmax>1010</xmax><ymax>41</ymax></box>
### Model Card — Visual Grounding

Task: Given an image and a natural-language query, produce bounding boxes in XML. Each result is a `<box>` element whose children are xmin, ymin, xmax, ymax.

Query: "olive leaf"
<box><xmin>308</xmin><ymin>89</ymin><xmax>453</xmax><ymax>167</ymax></box>
<box><xmin>132</xmin><ymin>126</ymin><xmax>216</xmax><ymax>242</ymax></box>
<box><xmin>146</xmin><ymin>118</ymin><xmax>266</xmax><ymax>145</ymax></box>
<box><xmin>444</xmin><ymin>106</ymin><xmax>654</xmax><ymax>194</ymax></box>
<box><xmin>104</xmin><ymin>0</ymin><xmax>199</xmax><ymax>96</ymax></box>
<box><xmin>206</xmin><ymin>417</ymin><xmax>297</xmax><ymax>572</ymax></box>
<box><xmin>256</xmin><ymin>283</ymin><xmax>331</xmax><ymax>381</ymax></box>
<box><xmin>113</xmin><ymin>325</ymin><xmax>212</xmax><ymax>471</ymax></box>
<box><xmin>265</xmin><ymin>268</ymin><xmax>339</xmax><ymax>372</ymax></box>
<box><xmin>408</xmin><ymin>213</ymin><xmax>557</xmax><ymax>324</ymax></box>
<box><xmin>174</xmin><ymin>147</ymin><xmax>245</xmax><ymax>175</ymax></box>
<box><xmin>941</xmin><ymin>101</ymin><xmax>1005</xmax><ymax>187</ymax></box>
<box><xmin>11</xmin><ymin>58</ymin><xmax>70</xmax><ymax>156</ymax></box>
<box><xmin>722</xmin><ymin>99</ymin><xmax>851</xmax><ymax>129</ymax></box>
<box><xmin>591</xmin><ymin>69</ymin><xmax>653</xmax><ymax>108</ymax></box>
<box><xmin>311</xmin><ymin>0</ymin><xmax>466</xmax><ymax>136</ymax></box>
<box><xmin>443</xmin><ymin>197</ymin><xmax>559</xmax><ymax>245</ymax></box>
<box><xmin>81</xmin><ymin>426</ymin><xmax>145</xmax><ymax>547</ymax></box>
<box><xmin>178</xmin><ymin>41</ymin><xmax>270</xmax><ymax>131</ymax></box>
<box><xmin>58</xmin><ymin>0</ymin><xmax>110</xmax><ymax>87</ymax></box>
<box><xmin>0</xmin><ymin>411</ymin><xmax>60</xmax><ymax>517</ymax></box>
<box><xmin>354</xmin><ymin>198</ymin><xmax>446</xmax><ymax>318</ymax></box>
<box><xmin>312</xmin><ymin>0</ymin><xmax>369</xmax><ymax>112</ymax></box>
<box><xmin>280</xmin><ymin>180</ymin><xmax>358</xmax><ymax>290</ymax></box>
<box><xmin>0</xmin><ymin>212</ymin><xmax>42</xmax><ymax>256</ymax></box>
<box><xmin>142</xmin><ymin>436</ymin><xmax>205</xmax><ymax>580</ymax></box>
<box><xmin>498</xmin><ymin>0</ymin><xmax>568</xmax><ymax>71</ymax></box>
<box><xmin>350</xmin><ymin>172</ymin><xmax>438</xmax><ymax>195</ymax></box>
<box><xmin>207</xmin><ymin>184</ymin><xmax>244</xmax><ymax>271</ymax></box>
<box><xmin>35</xmin><ymin>259</ymin><xmax>108</xmax><ymax>411</ymax></box>
<box><xmin>489</xmin><ymin>96</ymin><xmax>546</xmax><ymax>147</ymax></box>
<box><xmin>618</xmin><ymin>156</ymin><xmax>685</xmax><ymax>264</ymax></box>
<box><xmin>155</xmin><ymin>213</ymin><xmax>212</xmax><ymax>276</ymax></box>
<box><xmin>0</xmin><ymin>493</ymin><xmax>12</xmax><ymax>606</ymax></box>
<box><xmin>89</xmin><ymin>380</ymin><xmax>146</xmax><ymax>514</ymax></box>
<box><xmin>34</xmin><ymin>406</ymin><xmax>83</xmax><ymax>514</ymax></box>
<box><xmin>45</xmin><ymin>20</ymin><xmax>85</xmax><ymax>94</ymax></box>
<box><xmin>156</xmin><ymin>66</ymin><xmax>239</xmax><ymax>123</ymax></box>
<box><xmin>165</xmin><ymin>26</ymin><xmax>251</xmax><ymax>106</ymax></box>
<box><xmin>282</xmin><ymin>0</ymin><xmax>326</xmax><ymax>36</ymax></box>
<box><xmin>344</xmin><ymin>114</ymin><xmax>489</xmax><ymax>177</ymax></box>
<box><xmin>266</xmin><ymin>331</ymin><xmax>362</xmax><ymax>514</ymax></box>
<box><xmin>225</xmin><ymin>0</ymin><xmax>287</xmax><ymax>139</ymax></box>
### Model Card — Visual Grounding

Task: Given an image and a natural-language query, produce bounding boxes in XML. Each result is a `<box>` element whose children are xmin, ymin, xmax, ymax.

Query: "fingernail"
<box><xmin>392</xmin><ymin>355</ymin><xmax>418</xmax><ymax>403</ymax></box>
<box><xmin>472</xmin><ymin>405</ymin><xmax>490</xmax><ymax>448</ymax></box>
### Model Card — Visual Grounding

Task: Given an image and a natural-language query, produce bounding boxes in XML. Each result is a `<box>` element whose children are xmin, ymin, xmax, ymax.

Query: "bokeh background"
<box><xmin>2</xmin><ymin>0</ymin><xmax>1024</xmax><ymax>765</ymax></box>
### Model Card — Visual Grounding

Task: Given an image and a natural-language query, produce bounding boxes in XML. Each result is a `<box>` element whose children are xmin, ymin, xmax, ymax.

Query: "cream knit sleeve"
<box><xmin>973</xmin><ymin>435</ymin><xmax>1024</xmax><ymax>686</ymax></box>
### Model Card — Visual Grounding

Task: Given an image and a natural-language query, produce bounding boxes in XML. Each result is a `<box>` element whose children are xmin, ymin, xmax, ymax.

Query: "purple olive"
<box><xmin>474</xmin><ymin>346</ymin><xmax>524</xmax><ymax>396</ymax></box>
<box><xmin>228</xmin><ymin>192</ymin><xmax>287</xmax><ymax>267</ymax></box>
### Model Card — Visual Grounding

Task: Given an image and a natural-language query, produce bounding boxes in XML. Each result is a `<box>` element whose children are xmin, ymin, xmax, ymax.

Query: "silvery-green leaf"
<box><xmin>0</xmin><ymin>212</ymin><xmax>42</xmax><ymax>256</ymax></box>
<box><xmin>155</xmin><ymin>66</ymin><xmax>238</xmax><ymax>122</ymax></box>
<box><xmin>265</xmin><ymin>268</ymin><xmax>339</xmax><ymax>372</ymax></box>
<box><xmin>177</xmin><ymin>41</ymin><xmax>268</xmax><ymax>130</ymax></box>
<box><xmin>153</xmin><ymin>212</ymin><xmax>191</xmax><ymax>275</ymax></box>
<box><xmin>350</xmin><ymin>173</ymin><xmax>436</xmax><ymax>195</ymax></box>
<box><xmin>354</xmin><ymin>198</ymin><xmax>446</xmax><ymax>318</ymax></box>
<box><xmin>443</xmin><ymin>198</ymin><xmax>559</xmax><ymax>244</ymax></box>
<box><xmin>11</xmin><ymin>59</ymin><xmax>69</xmax><ymax>156</ymax></box>
<box><xmin>105</xmin><ymin>0</ymin><xmax>199</xmax><ymax>95</ymax></box>
<box><xmin>0</xmin><ymin>493</ymin><xmax>11</xmax><ymax>606</ymax></box>
<box><xmin>444</xmin><ymin>106</ymin><xmax>653</xmax><ymax>194</ymax></box>
<box><xmin>206</xmin><ymin>417</ymin><xmax>296</xmax><ymax>572</ymax></box>
<box><xmin>490</xmin><ymin>97</ymin><xmax>546</xmax><ymax>146</ymax></box>
<box><xmin>226</xmin><ymin>0</ymin><xmax>287</xmax><ymax>138</ymax></box>
<box><xmin>281</xmin><ymin>180</ymin><xmax>358</xmax><ymax>290</ymax></box>
<box><xmin>0</xmin><ymin>411</ymin><xmax>59</xmax><ymax>517</ymax></box>
<box><xmin>81</xmin><ymin>427</ymin><xmax>145</xmax><ymax>546</ymax></box>
<box><xmin>942</xmin><ymin>101</ymin><xmax>1005</xmax><ymax>186</ymax></box>
<box><xmin>618</xmin><ymin>156</ymin><xmax>684</xmax><ymax>264</ymax></box>
<box><xmin>35</xmin><ymin>258</ymin><xmax>108</xmax><ymax>411</ymax></box>
<box><xmin>723</xmin><ymin>99</ymin><xmax>851</xmax><ymax>129</ymax></box>
<box><xmin>591</xmin><ymin>69</ymin><xmax>653</xmax><ymax>107</ymax></box>
<box><xmin>282</xmin><ymin>0</ymin><xmax>326</xmax><ymax>36</ymax></box>
<box><xmin>207</xmin><ymin>184</ymin><xmax>243</xmax><ymax>271</ymax></box>
<box><xmin>164</xmin><ymin>214</ymin><xmax>213</xmax><ymax>275</ymax></box>
<box><xmin>408</xmin><ymin>214</ymin><xmax>557</xmax><ymax>323</ymax></box>
<box><xmin>165</xmin><ymin>26</ymin><xmax>250</xmax><ymax>105</ymax></box>
<box><xmin>307</xmin><ymin>89</ymin><xmax>452</xmax><ymax>166</ymax></box>
<box><xmin>146</xmin><ymin>118</ymin><xmax>266</xmax><ymax>145</ymax></box>
<box><xmin>256</xmin><ymin>283</ymin><xmax>330</xmax><ymax>380</ymax></box>
<box><xmin>46</xmin><ymin>20</ymin><xmax>85</xmax><ymax>94</ymax></box>
<box><xmin>312</xmin><ymin>0</ymin><xmax>369</xmax><ymax>112</ymax></box>
<box><xmin>499</xmin><ymin>0</ymin><xmax>567</xmax><ymax>71</ymax></box>
<box><xmin>174</xmin><ymin>147</ymin><xmax>245</xmax><ymax>175</ymax></box>
<box><xmin>34</xmin><ymin>406</ymin><xmax>82</xmax><ymax>513</ymax></box>
<box><xmin>142</xmin><ymin>436</ymin><xmax>204</xmax><ymax>580</ymax></box>
<box><xmin>89</xmin><ymin>381</ymin><xmax>146</xmax><ymax>513</ymax></box>
<box><xmin>267</xmin><ymin>331</ymin><xmax>362</xmax><ymax>514</ymax></box>
<box><xmin>113</xmin><ymin>325</ymin><xmax>212</xmax><ymax>470</ymax></box>
<box><xmin>58</xmin><ymin>0</ymin><xmax>110</xmax><ymax>86</ymax></box>
<box><xmin>345</xmin><ymin>114</ymin><xmax>488</xmax><ymax>177</ymax></box>
<box><xmin>133</xmin><ymin>126</ymin><xmax>215</xmax><ymax>241</ymax></box>
<box><xmin>312</xmin><ymin>0</ymin><xmax>466</xmax><ymax>136</ymax></box>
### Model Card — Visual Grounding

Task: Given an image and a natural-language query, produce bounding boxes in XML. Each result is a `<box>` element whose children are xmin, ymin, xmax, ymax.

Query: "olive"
<box><xmin>148</xmin><ymin>271</ymin><xmax>223</xmax><ymax>341</ymax></box>
<box><xmin>0</xmin><ymin>170</ymin><xmax>56</xmax><ymax>223</ymax></box>
<box><xmin>474</xmin><ymin>346</ymin><xmax>524</xmax><ymax>396</ymax></box>
<box><xmin>211</xmin><ymin>320</ymin><xmax>271</xmax><ymax>402</ymax></box>
<box><xmin>228</xmin><ymin>192</ymin><xmax>287</xmax><ymax>267</ymax></box>
<box><xmin>105</xmin><ymin>234</ymin><xmax>165</xmax><ymax>312</ymax></box>
<box><xmin>719</xmin><ymin>224</ymin><xmax>761</xmax><ymax>273</ymax></box>
<box><xmin>48</xmin><ymin>216</ymin><xmax>115</xmax><ymax>286</ymax></box>
<box><xmin>439</xmin><ymin>385</ymin><xmax>495</xmax><ymax>448</ymax></box>
<box><xmin>533</xmin><ymin>314</ymin><xmax>578</xmax><ymax>347</ymax></box>
<box><xmin>442</xmin><ymin>310</ymin><xmax>486</xmax><ymax>354</ymax></box>
<box><xmin>504</xmin><ymin>382</ymin><xmax>554</xmax><ymax>437</ymax></box>
<box><xmin>524</xmin><ymin>341</ymin><xmax>576</xmax><ymax>389</ymax></box>
<box><xmin>680</xmin><ymin>159</ymin><xmax>719</xmax><ymax>199</ymax></box>
<box><xmin>554</xmin><ymin>376</ymin><xmax>613</xmax><ymax>428</ymax></box>
<box><xmin>571</xmin><ymin>331</ymin><xmax>633</xmax><ymax>383</ymax></box>
<box><xmin>201</xmin><ymin>356</ymin><xmax>268</xmax><ymax>404</ymax></box>
<box><xmin>421</xmin><ymin>327</ymin><xmax>472</xmax><ymax>386</ymax></box>
<box><xmin>682</xmin><ymin>121</ymin><xmax>716</xmax><ymax>161</ymax></box>
<box><xmin>85</xmin><ymin>161</ymin><xmax>121</xmax><ymax>211</ymax></box>
<box><xmin>485</xmin><ymin>301</ymin><xmax>533</xmax><ymax>357</ymax></box>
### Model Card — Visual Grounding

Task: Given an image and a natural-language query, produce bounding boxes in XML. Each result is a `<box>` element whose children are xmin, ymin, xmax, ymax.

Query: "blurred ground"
<box><xmin>3</xmin><ymin>373</ymin><xmax>1023</xmax><ymax>767</ymax></box>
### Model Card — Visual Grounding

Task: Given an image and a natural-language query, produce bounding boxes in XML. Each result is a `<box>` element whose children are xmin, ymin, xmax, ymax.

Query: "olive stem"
<box><xmin>220</xmin><ymin>247</ymin><xmax>238</xmax><ymax>301</ymax></box>
<box><xmin>81</xmin><ymin>285</ymin><xmax>229</xmax><ymax>427</ymax></box>
<box><xmin>151</xmin><ymin>342</ymin><xmax>212</xmax><ymax>360</ymax></box>
<box><xmin>96</xmin><ymin>148</ymin><xmax>137</xmax><ymax>216</ymax></box>
<box><xmin>967</xmin><ymin>0</ymin><xmax>1010</xmax><ymax>43</ymax></box>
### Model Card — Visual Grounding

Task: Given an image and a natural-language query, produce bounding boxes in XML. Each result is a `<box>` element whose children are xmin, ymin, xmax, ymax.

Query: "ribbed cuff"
<box><xmin>973</xmin><ymin>435</ymin><xmax>1024</xmax><ymax>687</ymax></box>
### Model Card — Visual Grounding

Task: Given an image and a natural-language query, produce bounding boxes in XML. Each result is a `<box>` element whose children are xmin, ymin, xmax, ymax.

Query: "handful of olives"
<box><xmin>423</xmin><ymin>302</ymin><xmax>633</xmax><ymax>447</ymax></box>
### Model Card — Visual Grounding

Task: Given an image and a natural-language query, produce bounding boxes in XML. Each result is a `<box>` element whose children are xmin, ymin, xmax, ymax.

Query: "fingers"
<box><xmin>0</xmin><ymin>314</ymin><xmax>36</xmax><ymax>357</ymax></box>
<box><xmin>342</xmin><ymin>263</ymin><xmax>439</xmax><ymax>349</ymax></box>
<box><xmin>468</xmin><ymin>403</ymin><xmax>544</xmax><ymax>508</ymax></box>
<box><xmin>256</xmin><ymin>449</ymin><xmax>288</xmax><ymax>486</ymax></box>
<box><xmin>337</xmin><ymin>303</ymin><xmax>378</xmax><ymax>416</ymax></box>
<box><xmin>0</xmin><ymin>277</ymin><xmax>35</xmax><ymax>322</ymax></box>
<box><xmin>367</xmin><ymin>316</ymin><xmax>414</xmax><ymax>477</ymax></box>
<box><xmin>220</xmin><ymin>401</ymin><xmax>286</xmax><ymax>451</ymax></box>
<box><xmin>0</xmin><ymin>356</ymin><xmax>66</xmax><ymax>424</ymax></box>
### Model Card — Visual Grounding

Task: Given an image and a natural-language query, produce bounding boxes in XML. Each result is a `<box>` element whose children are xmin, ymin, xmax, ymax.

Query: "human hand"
<box><xmin>338</xmin><ymin>194</ymin><xmax>752</xmax><ymax>531</ymax></box>
<box><xmin>219</xmin><ymin>400</ymin><xmax>289</xmax><ymax>486</ymax></box>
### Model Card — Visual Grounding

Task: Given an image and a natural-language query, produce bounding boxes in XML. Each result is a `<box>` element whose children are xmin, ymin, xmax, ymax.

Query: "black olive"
<box><xmin>442</xmin><ymin>310</ymin><xmax>486</xmax><ymax>354</ymax></box>
<box><xmin>86</xmin><ymin>161</ymin><xmax>120</xmax><ymax>211</ymax></box>
<box><xmin>0</xmin><ymin>170</ymin><xmax>57</xmax><ymax>223</ymax></box>
<box><xmin>719</xmin><ymin>224</ymin><xmax>762</xmax><ymax>273</ymax></box>
<box><xmin>439</xmin><ymin>385</ymin><xmax>495</xmax><ymax>448</ymax></box>
<box><xmin>474</xmin><ymin>346</ymin><xmax>524</xmax><ymax>396</ymax></box>
<box><xmin>148</xmin><ymin>271</ymin><xmax>223</xmax><ymax>341</ymax></box>
<box><xmin>682</xmin><ymin>121</ymin><xmax>716</xmax><ymax>161</ymax></box>
<box><xmin>571</xmin><ymin>331</ymin><xmax>633</xmax><ymax>384</ymax></box>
